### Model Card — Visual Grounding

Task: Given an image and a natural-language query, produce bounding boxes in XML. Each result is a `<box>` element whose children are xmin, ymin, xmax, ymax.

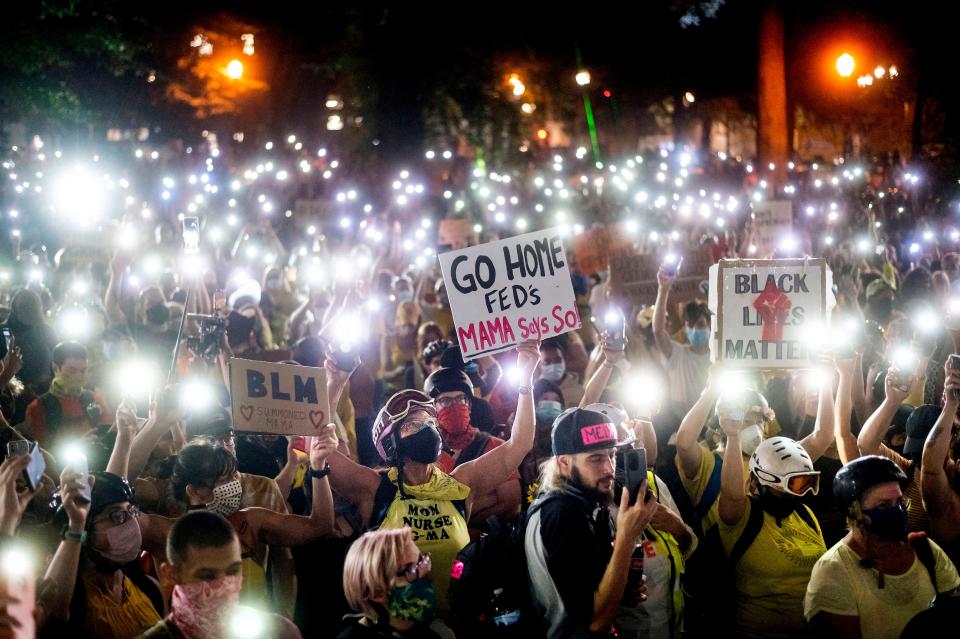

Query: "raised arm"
<box><xmin>676</xmin><ymin>368</ymin><xmax>719</xmax><ymax>479</ymax></box>
<box><xmin>834</xmin><ymin>357</ymin><xmax>861</xmax><ymax>465</ymax></box>
<box><xmin>798</xmin><ymin>372</ymin><xmax>836</xmax><ymax>463</ymax></box>
<box><xmin>857</xmin><ymin>369</ymin><xmax>909</xmax><ymax>456</ymax></box>
<box><xmin>653</xmin><ymin>268</ymin><xmax>675</xmax><ymax>359</ymax></box>
<box><xmin>452</xmin><ymin>341</ymin><xmax>539</xmax><ymax>498</ymax></box>
<box><xmin>35</xmin><ymin>468</ymin><xmax>92</xmax><ymax>626</ymax></box>
<box><xmin>106</xmin><ymin>401</ymin><xmax>137</xmax><ymax>479</ymax></box>
<box><xmin>717</xmin><ymin>412</ymin><xmax>748</xmax><ymax>526</ymax></box>
<box><xmin>580</xmin><ymin>337</ymin><xmax>626</xmax><ymax>407</ymax></box>
<box><xmin>256</xmin><ymin>428</ymin><xmax>338</xmax><ymax>545</ymax></box>
<box><xmin>104</xmin><ymin>251</ymin><xmax>129</xmax><ymax>325</ymax></box>
<box><xmin>921</xmin><ymin>362</ymin><xmax>960</xmax><ymax>536</ymax></box>
<box><xmin>127</xmin><ymin>389</ymin><xmax>182</xmax><ymax>482</ymax></box>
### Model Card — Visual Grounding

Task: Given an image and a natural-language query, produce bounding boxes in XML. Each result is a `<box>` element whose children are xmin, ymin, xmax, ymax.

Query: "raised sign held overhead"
<box><xmin>229</xmin><ymin>359</ymin><xmax>330</xmax><ymax>436</ymax></box>
<box><xmin>439</xmin><ymin>228</ymin><xmax>580</xmax><ymax>361</ymax></box>
<box><xmin>708</xmin><ymin>258</ymin><xmax>834</xmax><ymax>369</ymax></box>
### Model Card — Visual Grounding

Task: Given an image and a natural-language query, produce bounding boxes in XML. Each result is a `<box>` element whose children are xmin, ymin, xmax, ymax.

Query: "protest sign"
<box><xmin>438</xmin><ymin>218</ymin><xmax>476</xmax><ymax>249</ymax></box>
<box><xmin>293</xmin><ymin>198</ymin><xmax>327</xmax><ymax>220</ymax></box>
<box><xmin>229</xmin><ymin>359</ymin><xmax>330</xmax><ymax>435</ymax></box>
<box><xmin>572</xmin><ymin>224</ymin><xmax>633</xmax><ymax>275</ymax></box>
<box><xmin>708</xmin><ymin>258</ymin><xmax>833</xmax><ymax>369</ymax></box>
<box><xmin>438</xmin><ymin>228</ymin><xmax>580</xmax><ymax>360</ymax></box>
<box><xmin>609</xmin><ymin>245</ymin><xmax>714</xmax><ymax>305</ymax></box>
<box><xmin>751</xmin><ymin>200</ymin><xmax>793</xmax><ymax>258</ymax></box>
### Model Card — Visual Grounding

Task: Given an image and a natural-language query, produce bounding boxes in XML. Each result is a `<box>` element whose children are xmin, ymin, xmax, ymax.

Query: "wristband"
<box><xmin>517</xmin><ymin>385</ymin><xmax>532</xmax><ymax>395</ymax></box>
<box><xmin>61</xmin><ymin>527</ymin><xmax>88</xmax><ymax>544</ymax></box>
<box><xmin>308</xmin><ymin>463</ymin><xmax>331</xmax><ymax>480</ymax></box>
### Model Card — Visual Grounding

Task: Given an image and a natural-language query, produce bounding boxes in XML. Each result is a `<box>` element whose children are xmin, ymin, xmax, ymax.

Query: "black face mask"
<box><xmin>862</xmin><ymin>503</ymin><xmax>908</xmax><ymax>541</ymax></box>
<box><xmin>757</xmin><ymin>487</ymin><xmax>799</xmax><ymax>521</ymax></box>
<box><xmin>397</xmin><ymin>427</ymin><xmax>442</xmax><ymax>464</ymax></box>
<box><xmin>145</xmin><ymin>303</ymin><xmax>170</xmax><ymax>326</ymax></box>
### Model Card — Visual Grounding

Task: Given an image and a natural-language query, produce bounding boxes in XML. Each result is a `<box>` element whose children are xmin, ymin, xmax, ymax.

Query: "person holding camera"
<box><xmin>525</xmin><ymin>407</ymin><xmax>657</xmax><ymax>638</ymax></box>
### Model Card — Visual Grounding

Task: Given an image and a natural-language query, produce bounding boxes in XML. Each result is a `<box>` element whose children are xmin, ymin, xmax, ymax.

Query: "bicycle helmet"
<box><xmin>750</xmin><ymin>436</ymin><xmax>820</xmax><ymax>497</ymax></box>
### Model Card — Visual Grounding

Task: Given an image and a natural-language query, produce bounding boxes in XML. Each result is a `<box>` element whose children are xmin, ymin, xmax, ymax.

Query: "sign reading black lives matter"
<box><xmin>439</xmin><ymin>228</ymin><xmax>580</xmax><ymax>361</ymax></box>
<box><xmin>708</xmin><ymin>258</ymin><xmax>833</xmax><ymax>369</ymax></box>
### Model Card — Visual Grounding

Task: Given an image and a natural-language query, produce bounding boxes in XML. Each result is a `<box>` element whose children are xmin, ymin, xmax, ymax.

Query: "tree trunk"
<box><xmin>757</xmin><ymin>0</ymin><xmax>789</xmax><ymax>191</ymax></box>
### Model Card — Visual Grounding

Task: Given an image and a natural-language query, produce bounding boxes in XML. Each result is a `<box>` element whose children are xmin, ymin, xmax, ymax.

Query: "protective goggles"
<box><xmin>383</xmin><ymin>390</ymin><xmax>436</xmax><ymax>424</ymax></box>
<box><xmin>782</xmin><ymin>471</ymin><xmax>821</xmax><ymax>497</ymax></box>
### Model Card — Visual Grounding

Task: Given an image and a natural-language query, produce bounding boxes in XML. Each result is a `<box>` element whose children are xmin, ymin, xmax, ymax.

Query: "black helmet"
<box><xmin>833</xmin><ymin>455</ymin><xmax>909</xmax><ymax>514</ymax></box>
<box><xmin>424</xmin><ymin>367</ymin><xmax>473</xmax><ymax>399</ymax></box>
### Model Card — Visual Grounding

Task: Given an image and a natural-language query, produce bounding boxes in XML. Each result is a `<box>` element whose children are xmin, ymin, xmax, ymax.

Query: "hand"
<box><xmin>656</xmin><ymin>267</ymin><xmax>675</xmax><ymax>289</ymax></box>
<box><xmin>0</xmin><ymin>454</ymin><xmax>33</xmax><ymax>536</ymax></box>
<box><xmin>323</xmin><ymin>345</ymin><xmax>361</xmax><ymax>387</ymax></box>
<box><xmin>60</xmin><ymin>467</ymin><xmax>94</xmax><ymax>533</ymax></box>
<box><xmin>601</xmin><ymin>334</ymin><xmax>628</xmax><ymax>365</ymax></box>
<box><xmin>310</xmin><ymin>424</ymin><xmax>338</xmax><ymax>471</ymax></box>
<box><xmin>883</xmin><ymin>367</ymin><xmax>911</xmax><ymax>404</ymax></box>
<box><xmin>150</xmin><ymin>385</ymin><xmax>184</xmax><ymax>426</ymax></box>
<box><xmin>616</xmin><ymin>479</ymin><xmax>657</xmax><ymax>541</ymax></box>
<box><xmin>718</xmin><ymin>411</ymin><xmax>747</xmax><ymax>437</ymax></box>
<box><xmin>1</xmin><ymin>336</ymin><xmax>22</xmax><ymax>377</ymax></box>
<box><xmin>0</xmin><ymin>590</ymin><xmax>23</xmax><ymax>635</ymax></box>
<box><xmin>515</xmin><ymin>340</ymin><xmax>540</xmax><ymax>384</ymax></box>
<box><xmin>649</xmin><ymin>502</ymin><xmax>686</xmax><ymax>536</ymax></box>
<box><xmin>115</xmin><ymin>399</ymin><xmax>138</xmax><ymax>439</ymax></box>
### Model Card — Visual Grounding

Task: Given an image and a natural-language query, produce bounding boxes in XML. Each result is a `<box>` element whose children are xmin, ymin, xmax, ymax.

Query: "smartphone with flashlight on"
<box><xmin>661</xmin><ymin>254</ymin><xmax>683</xmax><ymax>278</ymax></box>
<box><xmin>182</xmin><ymin>216</ymin><xmax>200</xmax><ymax>254</ymax></box>
<box><xmin>603</xmin><ymin>308</ymin><xmax>627</xmax><ymax>352</ymax></box>
<box><xmin>1</xmin><ymin>327</ymin><xmax>11</xmax><ymax>352</ymax></box>
<box><xmin>6</xmin><ymin>440</ymin><xmax>45</xmax><ymax>493</ymax></box>
<box><xmin>622</xmin><ymin>447</ymin><xmax>648</xmax><ymax>506</ymax></box>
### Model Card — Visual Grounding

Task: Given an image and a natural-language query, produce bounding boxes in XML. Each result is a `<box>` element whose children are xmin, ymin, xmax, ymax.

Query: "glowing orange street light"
<box><xmin>537</xmin><ymin>128</ymin><xmax>548</xmax><ymax>140</ymax></box>
<box><xmin>226</xmin><ymin>59</ymin><xmax>244</xmax><ymax>79</ymax></box>
<box><xmin>836</xmin><ymin>53</ymin><xmax>855</xmax><ymax>78</ymax></box>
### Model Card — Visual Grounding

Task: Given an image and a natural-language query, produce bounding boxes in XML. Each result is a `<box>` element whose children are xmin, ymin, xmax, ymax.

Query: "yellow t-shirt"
<box><xmin>378</xmin><ymin>467</ymin><xmax>471</xmax><ymax>619</ymax></box>
<box><xmin>718</xmin><ymin>499</ymin><xmax>826</xmax><ymax>639</ymax></box>
<box><xmin>83</xmin><ymin>575</ymin><xmax>161</xmax><ymax>639</ymax></box>
<box><xmin>674</xmin><ymin>444</ymin><xmax>751</xmax><ymax>533</ymax></box>
<box><xmin>804</xmin><ymin>539</ymin><xmax>960</xmax><ymax>639</ymax></box>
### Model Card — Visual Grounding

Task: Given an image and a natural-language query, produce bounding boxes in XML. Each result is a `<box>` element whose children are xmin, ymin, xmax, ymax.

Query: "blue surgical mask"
<box><xmin>536</xmin><ymin>400</ymin><xmax>563</xmax><ymax>424</ymax></box>
<box><xmin>395</xmin><ymin>290</ymin><xmax>413</xmax><ymax>303</ymax></box>
<box><xmin>541</xmin><ymin>363</ymin><xmax>565</xmax><ymax>382</ymax></box>
<box><xmin>686</xmin><ymin>328</ymin><xmax>709</xmax><ymax>348</ymax></box>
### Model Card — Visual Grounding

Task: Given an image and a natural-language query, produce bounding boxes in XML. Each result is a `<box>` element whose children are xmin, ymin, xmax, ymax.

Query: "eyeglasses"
<box><xmin>399</xmin><ymin>419</ymin><xmax>438</xmax><ymax>437</ymax></box>
<box><xmin>398</xmin><ymin>553</ymin><xmax>431</xmax><ymax>582</ymax></box>
<box><xmin>783</xmin><ymin>472</ymin><xmax>821</xmax><ymax>497</ymax></box>
<box><xmin>212</xmin><ymin>431</ymin><xmax>236</xmax><ymax>445</ymax></box>
<box><xmin>101</xmin><ymin>505</ymin><xmax>140</xmax><ymax>526</ymax></box>
<box><xmin>435</xmin><ymin>395</ymin><xmax>469</xmax><ymax>409</ymax></box>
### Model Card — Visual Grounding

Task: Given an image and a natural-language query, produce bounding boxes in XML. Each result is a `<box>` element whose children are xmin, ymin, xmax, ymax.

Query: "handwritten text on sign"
<box><xmin>229</xmin><ymin>359</ymin><xmax>329</xmax><ymax>435</ymax></box>
<box><xmin>439</xmin><ymin>228</ymin><xmax>580</xmax><ymax>360</ymax></box>
<box><xmin>708</xmin><ymin>259</ymin><xmax>831</xmax><ymax>369</ymax></box>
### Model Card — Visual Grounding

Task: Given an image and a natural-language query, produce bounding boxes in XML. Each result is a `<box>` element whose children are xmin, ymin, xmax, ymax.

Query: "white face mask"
<box><xmin>740</xmin><ymin>424</ymin><xmax>764</xmax><ymax>457</ymax></box>
<box><xmin>207</xmin><ymin>478</ymin><xmax>242</xmax><ymax>516</ymax></box>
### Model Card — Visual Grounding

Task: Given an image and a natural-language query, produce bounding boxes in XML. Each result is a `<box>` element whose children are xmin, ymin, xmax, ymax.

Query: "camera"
<box><xmin>186</xmin><ymin>313</ymin><xmax>227</xmax><ymax>364</ymax></box>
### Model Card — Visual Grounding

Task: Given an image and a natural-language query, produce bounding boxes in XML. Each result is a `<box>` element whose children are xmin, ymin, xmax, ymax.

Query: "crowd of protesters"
<box><xmin>0</xmin><ymin>130</ymin><xmax>958</xmax><ymax>639</ymax></box>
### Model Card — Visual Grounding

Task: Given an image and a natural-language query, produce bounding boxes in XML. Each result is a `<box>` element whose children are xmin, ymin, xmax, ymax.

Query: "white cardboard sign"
<box><xmin>438</xmin><ymin>228</ymin><xmax>580</xmax><ymax>361</ymax></box>
<box><xmin>229</xmin><ymin>358</ymin><xmax>329</xmax><ymax>435</ymax></box>
<box><xmin>708</xmin><ymin>258</ymin><xmax>833</xmax><ymax>369</ymax></box>
<box><xmin>752</xmin><ymin>200</ymin><xmax>793</xmax><ymax>258</ymax></box>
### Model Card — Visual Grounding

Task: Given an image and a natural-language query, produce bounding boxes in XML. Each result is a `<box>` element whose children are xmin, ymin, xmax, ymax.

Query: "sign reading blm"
<box><xmin>708</xmin><ymin>258</ymin><xmax>833</xmax><ymax>369</ymax></box>
<box><xmin>229</xmin><ymin>359</ymin><xmax>330</xmax><ymax>435</ymax></box>
<box><xmin>439</xmin><ymin>228</ymin><xmax>580</xmax><ymax>361</ymax></box>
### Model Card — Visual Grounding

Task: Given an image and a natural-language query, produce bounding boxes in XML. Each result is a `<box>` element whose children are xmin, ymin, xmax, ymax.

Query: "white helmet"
<box><xmin>749</xmin><ymin>436</ymin><xmax>820</xmax><ymax>497</ymax></box>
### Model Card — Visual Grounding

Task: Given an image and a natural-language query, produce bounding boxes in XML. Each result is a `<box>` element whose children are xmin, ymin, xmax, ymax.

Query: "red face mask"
<box><xmin>437</xmin><ymin>404</ymin><xmax>471</xmax><ymax>436</ymax></box>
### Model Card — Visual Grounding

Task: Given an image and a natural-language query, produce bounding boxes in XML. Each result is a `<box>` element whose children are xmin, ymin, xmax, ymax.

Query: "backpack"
<box><xmin>447</xmin><ymin>494</ymin><xmax>558</xmax><ymax>638</ymax></box>
<box><xmin>38</xmin><ymin>390</ymin><xmax>100</xmax><ymax>430</ymax></box>
<box><xmin>900</xmin><ymin>534</ymin><xmax>960</xmax><ymax>638</ymax></box>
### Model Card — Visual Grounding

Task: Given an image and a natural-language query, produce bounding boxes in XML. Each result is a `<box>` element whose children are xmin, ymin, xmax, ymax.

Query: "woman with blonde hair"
<box><xmin>338</xmin><ymin>527</ymin><xmax>443</xmax><ymax>639</ymax></box>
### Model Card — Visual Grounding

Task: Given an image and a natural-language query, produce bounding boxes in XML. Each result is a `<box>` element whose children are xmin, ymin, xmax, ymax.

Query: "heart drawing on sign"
<box><xmin>240</xmin><ymin>406</ymin><xmax>254</xmax><ymax>422</ymax></box>
<box><xmin>309</xmin><ymin>410</ymin><xmax>325</xmax><ymax>429</ymax></box>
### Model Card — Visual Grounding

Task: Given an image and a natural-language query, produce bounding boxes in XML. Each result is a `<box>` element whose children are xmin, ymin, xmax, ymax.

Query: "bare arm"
<box><xmin>850</xmin><ymin>352</ymin><xmax>869</xmax><ymax>428</ymax></box>
<box><xmin>799</xmin><ymin>374</ymin><xmax>836</xmax><ymax>463</ymax></box>
<box><xmin>106</xmin><ymin>402</ymin><xmax>137</xmax><ymax>478</ymax></box>
<box><xmin>717</xmin><ymin>416</ymin><xmax>747</xmax><ymax>526</ymax></box>
<box><xmin>127</xmin><ymin>393</ymin><xmax>182</xmax><ymax>482</ymax></box>
<box><xmin>857</xmin><ymin>372</ymin><xmax>908</xmax><ymax>456</ymax></box>
<box><xmin>834</xmin><ymin>358</ymin><xmax>861</xmax><ymax>465</ymax></box>
<box><xmin>652</xmin><ymin>269</ymin><xmax>675</xmax><ymax>359</ymax></box>
<box><xmin>104</xmin><ymin>252</ymin><xmax>129</xmax><ymax>325</ymax></box>
<box><xmin>921</xmin><ymin>365</ymin><xmax>960</xmax><ymax>532</ymax></box>
<box><xmin>452</xmin><ymin>343</ymin><xmax>539</xmax><ymax>499</ymax></box>
<box><xmin>470</xmin><ymin>477</ymin><xmax>521</xmax><ymax>523</ymax></box>
<box><xmin>676</xmin><ymin>372</ymin><xmax>719</xmax><ymax>479</ymax></box>
<box><xmin>579</xmin><ymin>341</ymin><xmax>625</xmax><ymax>407</ymax></box>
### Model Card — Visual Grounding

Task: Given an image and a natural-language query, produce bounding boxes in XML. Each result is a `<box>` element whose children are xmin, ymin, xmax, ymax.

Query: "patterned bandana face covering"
<box><xmin>207</xmin><ymin>479</ymin><xmax>242</xmax><ymax>516</ymax></box>
<box><xmin>387</xmin><ymin>576</ymin><xmax>436</xmax><ymax>623</ymax></box>
<box><xmin>170</xmin><ymin>574</ymin><xmax>243</xmax><ymax>639</ymax></box>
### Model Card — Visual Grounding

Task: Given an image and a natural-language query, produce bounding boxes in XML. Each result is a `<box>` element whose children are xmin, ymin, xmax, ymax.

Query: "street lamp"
<box><xmin>836</xmin><ymin>53</ymin><xmax>855</xmax><ymax>78</ymax></box>
<box><xmin>575</xmin><ymin>70</ymin><xmax>591</xmax><ymax>86</ymax></box>
<box><xmin>226</xmin><ymin>59</ymin><xmax>244</xmax><ymax>80</ymax></box>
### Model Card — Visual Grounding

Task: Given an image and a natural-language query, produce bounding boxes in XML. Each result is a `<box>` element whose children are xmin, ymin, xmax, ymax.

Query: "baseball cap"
<box><xmin>185</xmin><ymin>406</ymin><xmax>234</xmax><ymax>441</ymax></box>
<box><xmin>551</xmin><ymin>408</ymin><xmax>632</xmax><ymax>456</ymax></box>
<box><xmin>903</xmin><ymin>404</ymin><xmax>942</xmax><ymax>456</ymax></box>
